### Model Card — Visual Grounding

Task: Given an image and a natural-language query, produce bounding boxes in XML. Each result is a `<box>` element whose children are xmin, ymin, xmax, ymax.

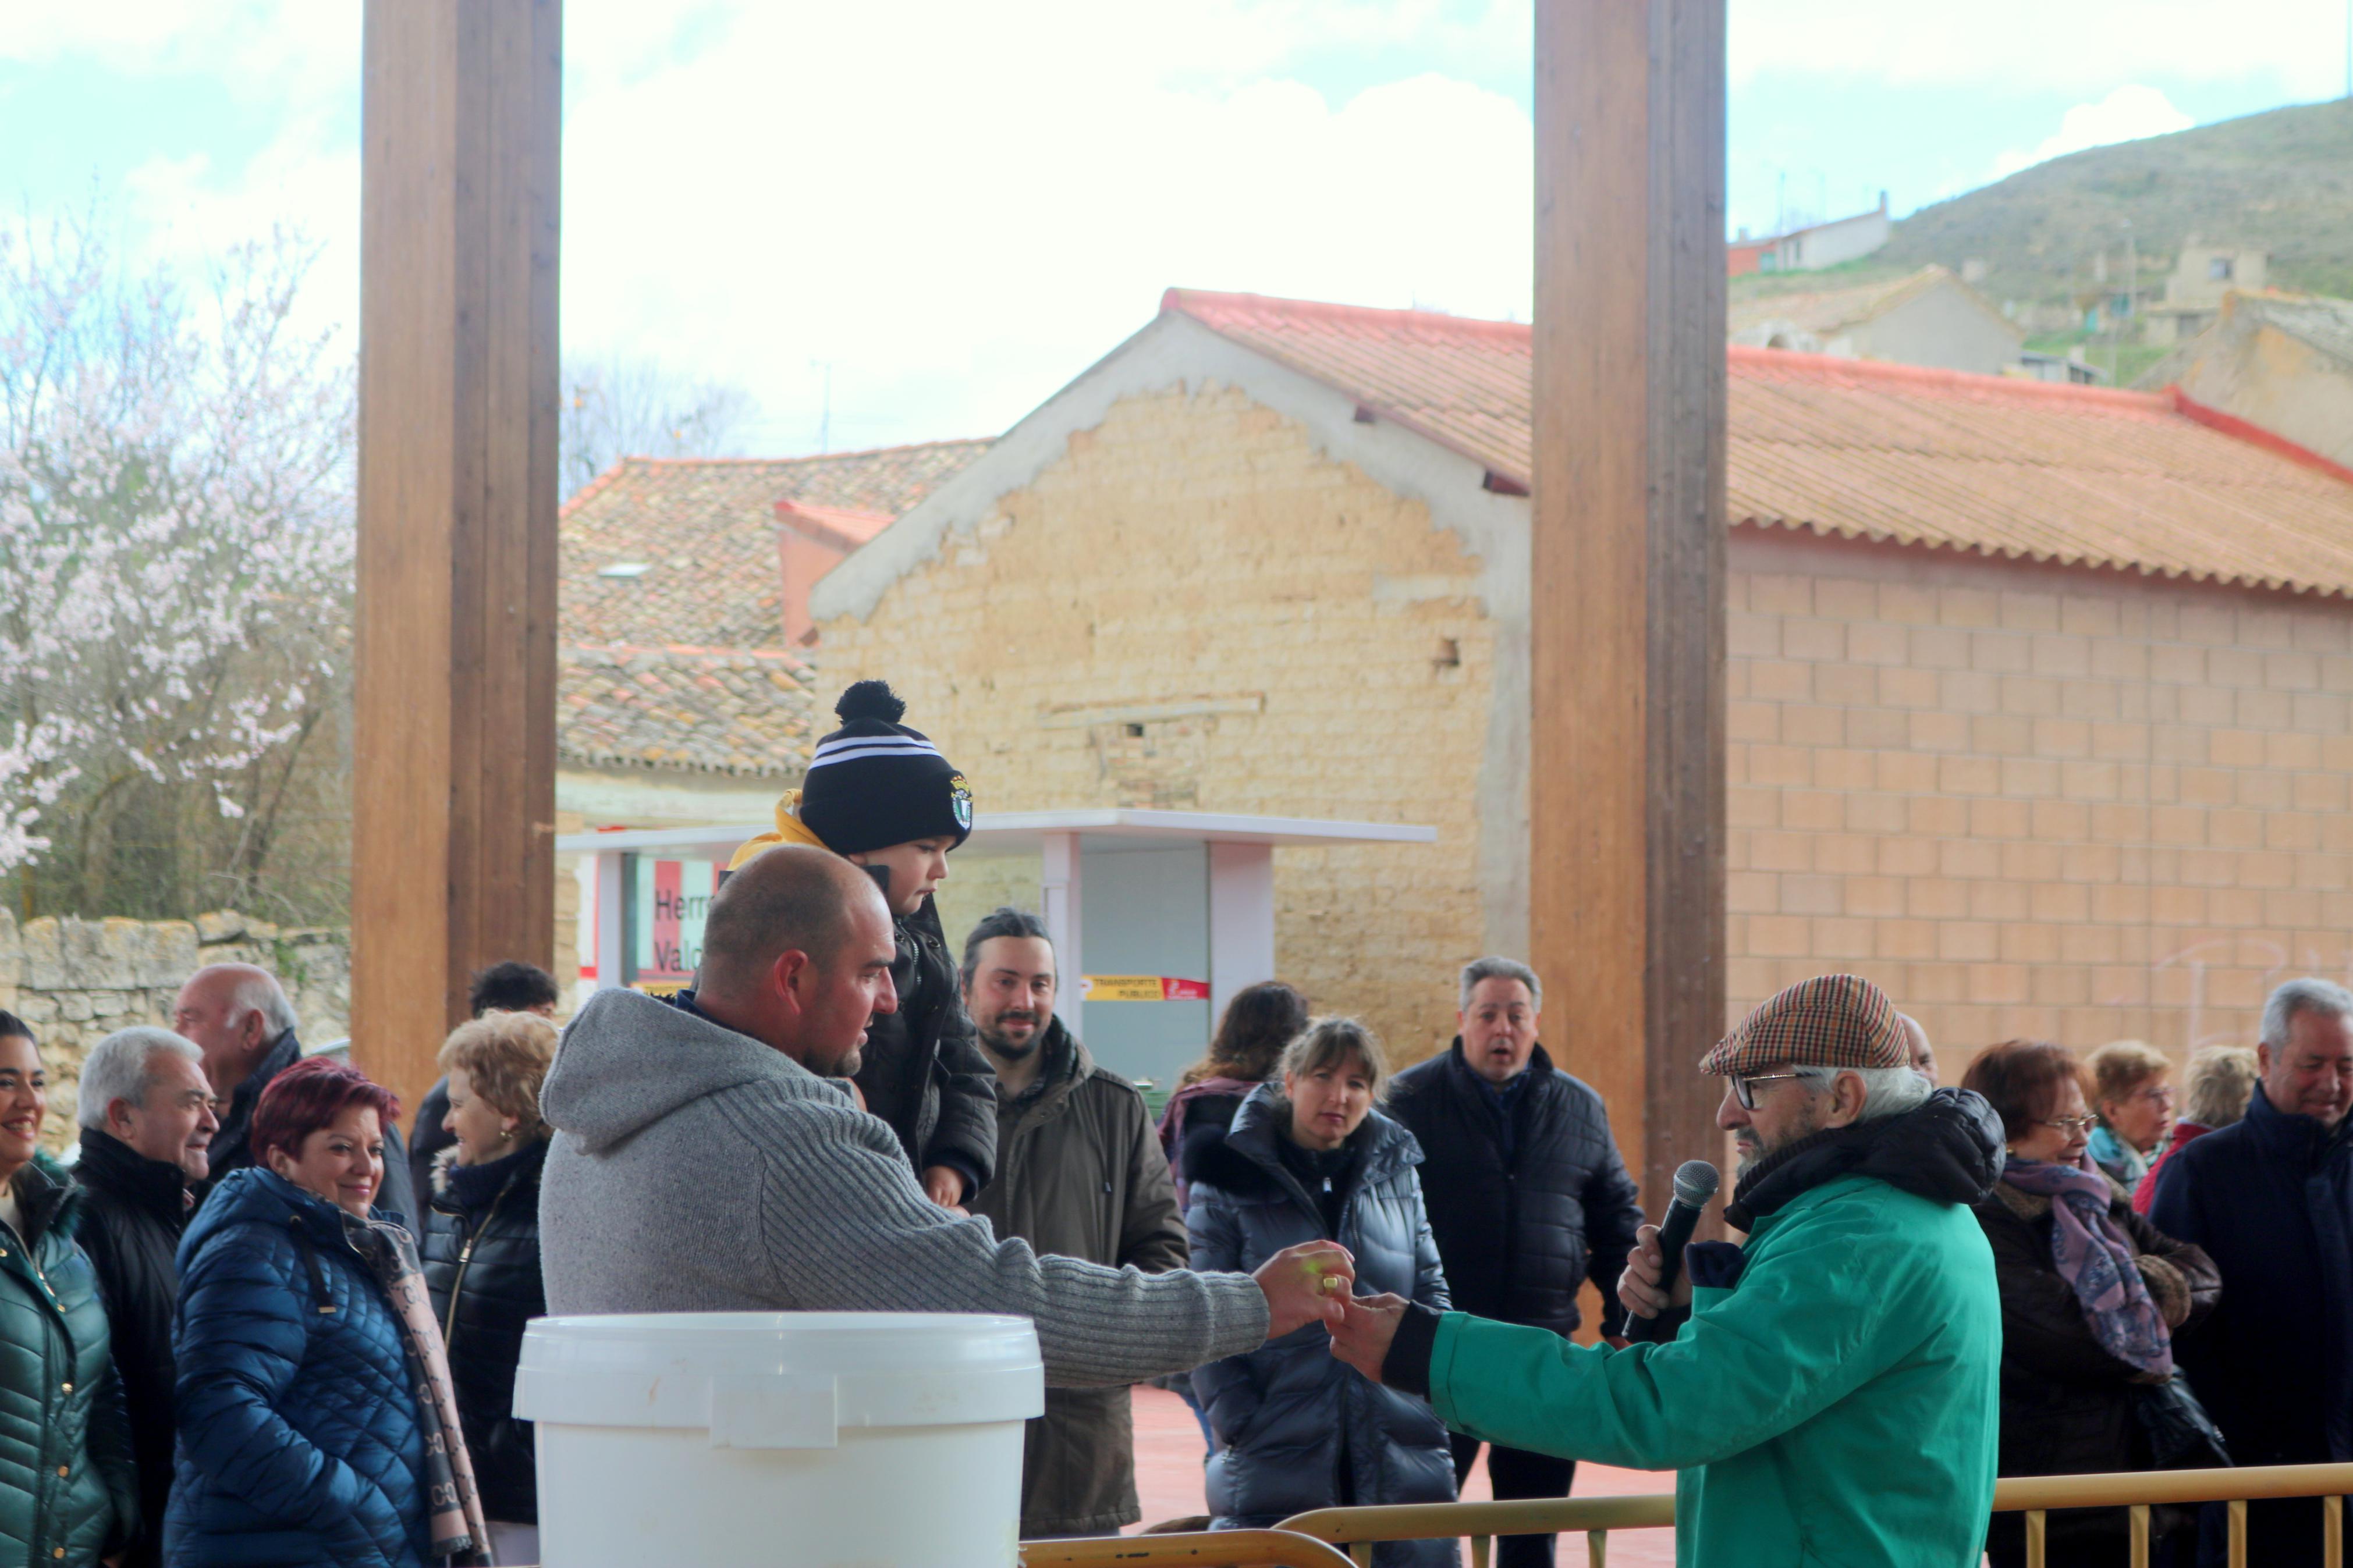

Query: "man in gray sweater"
<box><xmin>541</xmin><ymin>844</ymin><xmax>1353</xmax><ymax>1386</ymax></box>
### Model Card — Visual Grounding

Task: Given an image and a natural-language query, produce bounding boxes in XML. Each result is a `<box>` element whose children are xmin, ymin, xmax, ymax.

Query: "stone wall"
<box><xmin>0</xmin><ymin>911</ymin><xmax>350</xmax><ymax>1149</ymax></box>
<box><xmin>821</xmin><ymin>384</ymin><xmax>1498</xmax><ymax>1067</ymax></box>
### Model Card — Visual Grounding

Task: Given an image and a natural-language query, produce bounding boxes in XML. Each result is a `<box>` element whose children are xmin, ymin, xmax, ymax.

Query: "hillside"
<box><xmin>1877</xmin><ymin>97</ymin><xmax>2353</xmax><ymax>306</ymax></box>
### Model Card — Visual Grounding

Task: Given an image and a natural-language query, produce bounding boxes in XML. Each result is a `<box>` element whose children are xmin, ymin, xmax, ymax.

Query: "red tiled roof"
<box><xmin>1162</xmin><ymin>288</ymin><xmax>2353</xmax><ymax>596</ymax></box>
<box><xmin>557</xmin><ymin>642</ymin><xmax>814</xmax><ymax>777</ymax></box>
<box><xmin>560</xmin><ymin>440</ymin><xmax>991</xmax><ymax>648</ymax></box>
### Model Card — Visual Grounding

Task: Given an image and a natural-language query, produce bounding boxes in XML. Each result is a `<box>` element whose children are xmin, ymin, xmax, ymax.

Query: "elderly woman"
<box><xmin>2084</xmin><ymin>1040</ymin><xmax>2173</xmax><ymax>1189</ymax></box>
<box><xmin>1185</xmin><ymin>1018</ymin><xmax>1457</xmax><ymax>1567</ymax></box>
<box><xmin>1962</xmin><ymin>1041</ymin><xmax>2221</xmax><ymax>1568</ymax></box>
<box><xmin>0</xmin><ymin>1014</ymin><xmax>137</xmax><ymax>1566</ymax></box>
<box><xmin>423</xmin><ymin>1011</ymin><xmax>557</xmax><ymax>1567</ymax></box>
<box><xmin>2133</xmin><ymin>1046</ymin><xmax>2260</xmax><ymax>1217</ymax></box>
<box><xmin>169</xmin><ymin>1057</ymin><xmax>488</xmax><ymax>1568</ymax></box>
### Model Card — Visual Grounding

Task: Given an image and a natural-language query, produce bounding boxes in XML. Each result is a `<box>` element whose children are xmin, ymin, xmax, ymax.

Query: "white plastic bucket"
<box><xmin>514</xmin><ymin>1312</ymin><xmax>1044</xmax><ymax>1567</ymax></box>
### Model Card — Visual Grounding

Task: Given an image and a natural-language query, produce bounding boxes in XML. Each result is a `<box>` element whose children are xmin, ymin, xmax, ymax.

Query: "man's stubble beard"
<box><xmin>978</xmin><ymin>1019</ymin><xmax>1039</xmax><ymax>1061</ymax></box>
<box><xmin>1734</xmin><ymin>1097</ymin><xmax>1826</xmax><ymax>1178</ymax></box>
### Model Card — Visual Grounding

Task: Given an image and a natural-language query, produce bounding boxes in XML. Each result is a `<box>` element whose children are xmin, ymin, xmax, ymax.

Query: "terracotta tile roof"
<box><xmin>1162</xmin><ymin>288</ymin><xmax>2353</xmax><ymax>597</ymax></box>
<box><xmin>557</xmin><ymin>642</ymin><xmax>815</xmax><ymax>777</ymax></box>
<box><xmin>560</xmin><ymin>441</ymin><xmax>991</xmax><ymax>648</ymax></box>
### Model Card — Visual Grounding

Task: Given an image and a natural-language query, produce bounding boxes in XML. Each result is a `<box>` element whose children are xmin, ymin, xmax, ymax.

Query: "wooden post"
<box><xmin>1530</xmin><ymin>0</ymin><xmax>1727</xmax><ymax>1211</ymax></box>
<box><xmin>353</xmin><ymin>1</ymin><xmax>560</xmax><ymax>1108</ymax></box>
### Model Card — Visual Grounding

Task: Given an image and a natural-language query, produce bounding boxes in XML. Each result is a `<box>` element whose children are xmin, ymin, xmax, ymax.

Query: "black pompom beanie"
<box><xmin>798</xmin><ymin>680</ymin><xmax>974</xmax><ymax>855</ymax></box>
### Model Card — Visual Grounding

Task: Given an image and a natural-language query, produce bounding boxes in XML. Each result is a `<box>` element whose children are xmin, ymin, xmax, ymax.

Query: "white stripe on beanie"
<box><xmin>808</xmin><ymin>734</ymin><xmax>946</xmax><ymax>770</ymax></box>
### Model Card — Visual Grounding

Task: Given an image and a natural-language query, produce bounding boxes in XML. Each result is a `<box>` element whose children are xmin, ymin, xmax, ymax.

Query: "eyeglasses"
<box><xmin>2039</xmin><ymin>1115</ymin><xmax>2100</xmax><ymax>1135</ymax></box>
<box><xmin>2131</xmin><ymin>1084</ymin><xmax>2177</xmax><ymax>1105</ymax></box>
<box><xmin>1733</xmin><ymin>1071</ymin><xmax>1806</xmax><ymax>1111</ymax></box>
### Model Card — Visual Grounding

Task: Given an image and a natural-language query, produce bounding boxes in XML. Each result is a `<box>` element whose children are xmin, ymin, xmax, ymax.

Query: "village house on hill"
<box><xmin>809</xmin><ymin>287</ymin><xmax>2353</xmax><ymax>1085</ymax></box>
<box><xmin>2145</xmin><ymin>290</ymin><xmax>2353</xmax><ymax>472</ymax></box>
<box><xmin>1729</xmin><ymin>265</ymin><xmax>2026</xmax><ymax>378</ymax></box>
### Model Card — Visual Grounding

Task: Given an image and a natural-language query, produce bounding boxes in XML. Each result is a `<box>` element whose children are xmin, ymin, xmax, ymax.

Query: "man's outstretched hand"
<box><xmin>1329</xmin><ymin>1290</ymin><xmax>1407</xmax><ymax>1382</ymax></box>
<box><xmin>1254</xmin><ymin>1241</ymin><xmax>1356</xmax><ymax>1338</ymax></box>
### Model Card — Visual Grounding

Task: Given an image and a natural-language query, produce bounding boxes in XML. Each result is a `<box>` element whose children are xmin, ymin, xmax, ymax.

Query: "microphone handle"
<box><xmin>1624</xmin><ymin>1197</ymin><xmax>1703</xmax><ymax>1345</ymax></box>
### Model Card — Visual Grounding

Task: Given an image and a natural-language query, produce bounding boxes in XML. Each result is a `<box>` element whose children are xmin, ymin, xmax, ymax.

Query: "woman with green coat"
<box><xmin>0</xmin><ymin>1014</ymin><xmax>138</xmax><ymax>1567</ymax></box>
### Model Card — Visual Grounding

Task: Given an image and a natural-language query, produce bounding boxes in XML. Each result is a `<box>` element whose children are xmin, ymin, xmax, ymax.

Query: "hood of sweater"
<box><xmin>1727</xmin><ymin>1086</ymin><xmax>2004</xmax><ymax>1231</ymax></box>
<box><xmin>541</xmin><ymin>986</ymin><xmax>851</xmax><ymax>1155</ymax></box>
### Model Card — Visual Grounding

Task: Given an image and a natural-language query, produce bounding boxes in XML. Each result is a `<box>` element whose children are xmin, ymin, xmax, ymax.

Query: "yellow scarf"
<box><xmin>727</xmin><ymin>789</ymin><xmax>831</xmax><ymax>870</ymax></box>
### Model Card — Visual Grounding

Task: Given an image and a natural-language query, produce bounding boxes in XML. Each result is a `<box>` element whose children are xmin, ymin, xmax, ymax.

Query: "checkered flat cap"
<box><xmin>1699</xmin><ymin>973</ymin><xmax>1906</xmax><ymax>1077</ymax></box>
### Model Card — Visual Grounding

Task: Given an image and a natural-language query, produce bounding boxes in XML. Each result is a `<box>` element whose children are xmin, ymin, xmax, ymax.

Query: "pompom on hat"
<box><xmin>793</xmin><ymin>680</ymin><xmax>974</xmax><ymax>856</ymax></box>
<box><xmin>1699</xmin><ymin>973</ymin><xmax>1907</xmax><ymax>1078</ymax></box>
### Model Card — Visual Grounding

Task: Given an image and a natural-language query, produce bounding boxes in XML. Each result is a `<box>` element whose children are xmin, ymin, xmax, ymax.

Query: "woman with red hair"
<box><xmin>168</xmin><ymin>1057</ymin><xmax>489</xmax><ymax>1568</ymax></box>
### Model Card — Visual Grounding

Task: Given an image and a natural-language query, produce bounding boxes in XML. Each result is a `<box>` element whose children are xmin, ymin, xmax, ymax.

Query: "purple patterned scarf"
<box><xmin>2001</xmin><ymin>1154</ymin><xmax>2173</xmax><ymax>1377</ymax></box>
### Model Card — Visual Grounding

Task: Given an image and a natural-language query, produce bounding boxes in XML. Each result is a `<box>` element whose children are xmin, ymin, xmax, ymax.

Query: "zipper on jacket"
<box><xmin>441</xmin><ymin>1169</ymin><xmax>519</xmax><ymax>1354</ymax></box>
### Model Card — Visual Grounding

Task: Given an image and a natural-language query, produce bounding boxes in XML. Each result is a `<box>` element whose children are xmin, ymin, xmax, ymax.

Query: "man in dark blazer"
<box><xmin>1386</xmin><ymin>957</ymin><xmax>1645</xmax><ymax>1568</ymax></box>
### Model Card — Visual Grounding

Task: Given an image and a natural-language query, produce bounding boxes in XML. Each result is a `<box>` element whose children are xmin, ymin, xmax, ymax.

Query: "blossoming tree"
<box><xmin>0</xmin><ymin>211</ymin><xmax>356</xmax><ymax>918</ymax></box>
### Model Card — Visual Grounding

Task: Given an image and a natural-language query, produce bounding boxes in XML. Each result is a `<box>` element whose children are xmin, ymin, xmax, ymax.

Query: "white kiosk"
<box><xmin>558</xmin><ymin>809</ymin><xmax>1435</xmax><ymax>1089</ymax></box>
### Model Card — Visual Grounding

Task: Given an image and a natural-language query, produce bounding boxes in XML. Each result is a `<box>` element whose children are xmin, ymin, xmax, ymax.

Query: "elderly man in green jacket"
<box><xmin>1331</xmin><ymin>975</ymin><xmax>2004</xmax><ymax>1567</ymax></box>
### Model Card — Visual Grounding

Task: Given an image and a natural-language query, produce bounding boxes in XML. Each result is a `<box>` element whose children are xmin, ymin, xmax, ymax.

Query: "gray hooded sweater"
<box><xmin>538</xmin><ymin>988</ymin><xmax>1269</xmax><ymax>1386</ymax></box>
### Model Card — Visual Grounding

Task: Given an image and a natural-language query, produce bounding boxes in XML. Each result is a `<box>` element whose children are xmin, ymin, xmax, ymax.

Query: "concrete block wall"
<box><xmin>821</xmin><ymin>385</ymin><xmax>1498</xmax><ymax>1065</ymax></box>
<box><xmin>0</xmin><ymin>911</ymin><xmax>349</xmax><ymax>1150</ymax></box>
<box><xmin>1727</xmin><ymin>528</ymin><xmax>2353</xmax><ymax>1078</ymax></box>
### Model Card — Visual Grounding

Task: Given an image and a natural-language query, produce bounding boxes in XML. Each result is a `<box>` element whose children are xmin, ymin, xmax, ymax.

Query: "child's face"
<box><xmin>850</xmin><ymin>837</ymin><xmax>953</xmax><ymax>916</ymax></box>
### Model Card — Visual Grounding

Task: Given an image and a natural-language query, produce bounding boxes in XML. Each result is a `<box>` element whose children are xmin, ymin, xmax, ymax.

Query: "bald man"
<box><xmin>538</xmin><ymin>844</ymin><xmax>1352</xmax><ymax>1386</ymax></box>
<box><xmin>172</xmin><ymin>962</ymin><xmax>418</xmax><ymax>1218</ymax></box>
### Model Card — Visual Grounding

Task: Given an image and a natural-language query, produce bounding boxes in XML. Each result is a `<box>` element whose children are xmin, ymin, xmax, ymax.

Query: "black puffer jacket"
<box><xmin>1186</xmin><ymin>1086</ymin><xmax>1457</xmax><ymax>1567</ymax></box>
<box><xmin>73</xmin><ymin>1130</ymin><xmax>193</xmax><ymax>1568</ymax></box>
<box><xmin>1386</xmin><ymin>1040</ymin><xmax>1643</xmax><ymax>1338</ymax></box>
<box><xmin>852</xmin><ymin>891</ymin><xmax>997</xmax><ymax>1195</ymax></box>
<box><xmin>420</xmin><ymin>1140</ymin><xmax>546</xmax><ymax>1525</ymax></box>
<box><xmin>1974</xmin><ymin>1177</ymin><xmax>2220</xmax><ymax>1565</ymax></box>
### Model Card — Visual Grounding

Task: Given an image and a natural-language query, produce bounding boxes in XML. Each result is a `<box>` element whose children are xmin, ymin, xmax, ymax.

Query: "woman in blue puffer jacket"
<box><xmin>1186</xmin><ymin>1019</ymin><xmax>1457</xmax><ymax>1567</ymax></box>
<box><xmin>169</xmin><ymin>1058</ymin><xmax>485</xmax><ymax>1568</ymax></box>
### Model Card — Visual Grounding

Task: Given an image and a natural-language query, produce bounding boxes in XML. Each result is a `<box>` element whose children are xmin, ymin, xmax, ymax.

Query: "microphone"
<box><xmin>1624</xmin><ymin>1160</ymin><xmax>1720</xmax><ymax>1345</ymax></box>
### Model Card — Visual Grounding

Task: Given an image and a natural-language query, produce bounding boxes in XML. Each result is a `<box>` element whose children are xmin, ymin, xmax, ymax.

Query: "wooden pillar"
<box><xmin>353</xmin><ymin>0</ymin><xmax>560</xmax><ymax>1108</ymax></box>
<box><xmin>1530</xmin><ymin>0</ymin><xmax>1727</xmax><ymax>1211</ymax></box>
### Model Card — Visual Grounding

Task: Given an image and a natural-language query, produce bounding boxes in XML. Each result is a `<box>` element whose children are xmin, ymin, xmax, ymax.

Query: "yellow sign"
<box><xmin>1083</xmin><ymin>975</ymin><xmax>1211</xmax><ymax>1002</ymax></box>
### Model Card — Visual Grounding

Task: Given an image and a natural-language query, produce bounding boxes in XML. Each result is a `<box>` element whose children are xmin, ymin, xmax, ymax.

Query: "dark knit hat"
<box><xmin>798</xmin><ymin>681</ymin><xmax>974</xmax><ymax>855</ymax></box>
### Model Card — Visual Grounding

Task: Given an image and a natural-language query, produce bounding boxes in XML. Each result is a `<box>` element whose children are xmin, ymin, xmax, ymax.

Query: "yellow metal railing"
<box><xmin>1256</xmin><ymin>1462</ymin><xmax>2353</xmax><ymax>1568</ymax></box>
<box><xmin>1019</xmin><ymin>1527</ymin><xmax>1358</xmax><ymax>1567</ymax></box>
<box><xmin>1996</xmin><ymin>1462</ymin><xmax>2353</xmax><ymax>1568</ymax></box>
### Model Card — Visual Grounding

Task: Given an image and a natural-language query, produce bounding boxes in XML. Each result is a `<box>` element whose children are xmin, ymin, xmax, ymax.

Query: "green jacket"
<box><xmin>0</xmin><ymin>1155</ymin><xmax>137</xmax><ymax>1567</ymax></box>
<box><xmin>1415</xmin><ymin>1092</ymin><xmax>2004</xmax><ymax>1568</ymax></box>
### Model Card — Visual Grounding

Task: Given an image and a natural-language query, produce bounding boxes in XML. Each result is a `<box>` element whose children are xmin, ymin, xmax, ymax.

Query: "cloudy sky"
<box><xmin>2</xmin><ymin>0</ymin><xmax>2345</xmax><ymax>456</ymax></box>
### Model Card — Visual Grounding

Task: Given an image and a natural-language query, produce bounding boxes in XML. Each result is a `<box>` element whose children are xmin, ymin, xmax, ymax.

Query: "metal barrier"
<box><xmin>1020</xmin><ymin>1528</ymin><xmax>1358</xmax><ymax>1567</ymax></box>
<box><xmin>1269</xmin><ymin>1462</ymin><xmax>2353</xmax><ymax>1568</ymax></box>
<box><xmin>1280</xmin><ymin>1495</ymin><xmax>1669</xmax><ymax>1568</ymax></box>
<box><xmin>1996</xmin><ymin>1462</ymin><xmax>2352</xmax><ymax>1568</ymax></box>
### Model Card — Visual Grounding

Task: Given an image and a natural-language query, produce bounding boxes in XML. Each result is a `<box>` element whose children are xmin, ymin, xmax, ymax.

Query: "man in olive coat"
<box><xmin>961</xmin><ymin>908</ymin><xmax>1188</xmax><ymax>1538</ymax></box>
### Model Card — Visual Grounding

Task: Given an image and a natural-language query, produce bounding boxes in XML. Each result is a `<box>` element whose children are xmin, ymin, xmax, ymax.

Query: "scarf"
<box><xmin>2001</xmin><ymin>1154</ymin><xmax>2173</xmax><ymax>1377</ymax></box>
<box><xmin>343</xmin><ymin>1214</ymin><xmax>494</xmax><ymax>1562</ymax></box>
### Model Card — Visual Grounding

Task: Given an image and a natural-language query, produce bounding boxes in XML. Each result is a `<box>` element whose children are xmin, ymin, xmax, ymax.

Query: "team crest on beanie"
<box><xmin>798</xmin><ymin>680</ymin><xmax>975</xmax><ymax>856</ymax></box>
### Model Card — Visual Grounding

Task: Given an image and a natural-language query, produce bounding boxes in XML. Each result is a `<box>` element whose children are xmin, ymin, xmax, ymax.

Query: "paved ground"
<box><xmin>1127</xmin><ymin>1385</ymin><xmax>1677</xmax><ymax>1566</ymax></box>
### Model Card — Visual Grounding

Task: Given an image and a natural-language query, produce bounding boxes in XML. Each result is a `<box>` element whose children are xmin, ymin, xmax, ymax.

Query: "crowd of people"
<box><xmin>0</xmin><ymin>677</ymin><xmax>2343</xmax><ymax>1568</ymax></box>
